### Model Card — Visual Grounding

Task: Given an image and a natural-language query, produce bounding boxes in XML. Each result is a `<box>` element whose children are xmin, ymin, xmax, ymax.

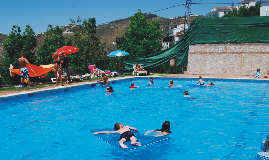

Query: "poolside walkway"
<box><xmin>164</xmin><ymin>74</ymin><xmax>258</xmax><ymax>79</ymax></box>
<box><xmin>0</xmin><ymin>74</ymin><xmax>268</xmax><ymax>98</ymax></box>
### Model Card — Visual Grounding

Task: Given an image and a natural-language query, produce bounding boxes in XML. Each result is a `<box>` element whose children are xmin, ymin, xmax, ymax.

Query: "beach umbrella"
<box><xmin>52</xmin><ymin>46</ymin><xmax>79</xmax><ymax>57</ymax></box>
<box><xmin>107</xmin><ymin>50</ymin><xmax>129</xmax><ymax>57</ymax></box>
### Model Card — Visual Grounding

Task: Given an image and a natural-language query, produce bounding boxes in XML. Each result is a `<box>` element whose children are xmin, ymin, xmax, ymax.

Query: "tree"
<box><xmin>3</xmin><ymin>25</ymin><xmax>36</xmax><ymax>68</ymax></box>
<box><xmin>3</xmin><ymin>26</ymin><xmax>23</xmax><ymax>68</ymax></box>
<box><xmin>69</xmin><ymin>16</ymin><xmax>101</xmax><ymax>73</ymax></box>
<box><xmin>37</xmin><ymin>25</ymin><xmax>68</xmax><ymax>81</ymax></box>
<box><xmin>37</xmin><ymin>25</ymin><xmax>66</xmax><ymax>66</ymax></box>
<box><xmin>118</xmin><ymin>9</ymin><xmax>163</xmax><ymax>58</ymax></box>
<box><xmin>22</xmin><ymin>25</ymin><xmax>37</xmax><ymax>64</ymax></box>
<box><xmin>223</xmin><ymin>2</ymin><xmax>260</xmax><ymax>18</ymax></box>
<box><xmin>3</xmin><ymin>25</ymin><xmax>36</xmax><ymax>85</ymax></box>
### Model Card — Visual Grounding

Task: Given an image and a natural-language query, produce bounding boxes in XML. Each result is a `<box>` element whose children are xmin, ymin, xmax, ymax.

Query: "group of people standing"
<box><xmin>17</xmin><ymin>51</ymin><xmax>71</xmax><ymax>87</ymax></box>
<box><xmin>53</xmin><ymin>51</ymin><xmax>71</xmax><ymax>86</ymax></box>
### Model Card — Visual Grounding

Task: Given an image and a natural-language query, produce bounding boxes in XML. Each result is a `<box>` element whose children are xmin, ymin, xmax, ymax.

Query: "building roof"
<box><xmin>214</xmin><ymin>7</ymin><xmax>233</xmax><ymax>10</ymax></box>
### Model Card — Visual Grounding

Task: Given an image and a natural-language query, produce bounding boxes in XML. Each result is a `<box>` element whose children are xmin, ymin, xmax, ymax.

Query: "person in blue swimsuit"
<box><xmin>18</xmin><ymin>53</ymin><xmax>30</xmax><ymax>87</ymax></box>
<box><xmin>197</xmin><ymin>76</ymin><xmax>204</xmax><ymax>85</ymax></box>
<box><xmin>94</xmin><ymin>123</ymin><xmax>141</xmax><ymax>148</ymax></box>
<box><xmin>254</xmin><ymin>69</ymin><xmax>261</xmax><ymax>78</ymax></box>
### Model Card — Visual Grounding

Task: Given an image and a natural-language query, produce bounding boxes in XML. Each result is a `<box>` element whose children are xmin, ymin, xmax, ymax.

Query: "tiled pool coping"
<box><xmin>1</xmin><ymin>76</ymin><xmax>269</xmax><ymax>101</ymax></box>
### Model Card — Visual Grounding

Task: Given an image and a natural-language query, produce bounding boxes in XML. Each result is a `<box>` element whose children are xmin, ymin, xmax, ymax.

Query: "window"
<box><xmin>224</xmin><ymin>11</ymin><xmax>227</xmax><ymax>15</ymax></box>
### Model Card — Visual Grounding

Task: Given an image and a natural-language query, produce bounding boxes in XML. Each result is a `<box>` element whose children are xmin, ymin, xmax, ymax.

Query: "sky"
<box><xmin>0</xmin><ymin>0</ymin><xmax>248</xmax><ymax>35</ymax></box>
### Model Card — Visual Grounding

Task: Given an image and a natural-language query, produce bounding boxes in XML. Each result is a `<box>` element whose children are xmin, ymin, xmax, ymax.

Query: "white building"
<box><xmin>261</xmin><ymin>0</ymin><xmax>269</xmax><ymax>16</ymax></box>
<box><xmin>161</xmin><ymin>24</ymin><xmax>188</xmax><ymax>49</ymax></box>
<box><xmin>206</xmin><ymin>7</ymin><xmax>234</xmax><ymax>17</ymax></box>
<box><xmin>237</xmin><ymin>0</ymin><xmax>256</xmax><ymax>9</ymax></box>
<box><xmin>168</xmin><ymin>24</ymin><xmax>188</xmax><ymax>37</ymax></box>
<box><xmin>206</xmin><ymin>0</ymin><xmax>256</xmax><ymax>17</ymax></box>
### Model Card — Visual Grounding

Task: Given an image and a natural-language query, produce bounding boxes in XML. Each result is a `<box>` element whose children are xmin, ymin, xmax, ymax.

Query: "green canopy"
<box><xmin>124</xmin><ymin>16</ymin><xmax>269</xmax><ymax>70</ymax></box>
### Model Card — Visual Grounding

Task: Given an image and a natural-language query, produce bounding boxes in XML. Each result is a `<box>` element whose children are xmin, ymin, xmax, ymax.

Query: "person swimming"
<box><xmin>130</xmin><ymin>83</ymin><xmax>139</xmax><ymax>88</ymax></box>
<box><xmin>205</xmin><ymin>81</ymin><xmax>214</xmax><ymax>86</ymax></box>
<box><xmin>105</xmin><ymin>86</ymin><xmax>114</xmax><ymax>92</ymax></box>
<box><xmin>169</xmin><ymin>80</ymin><xmax>175</xmax><ymax>87</ymax></box>
<box><xmin>197</xmin><ymin>76</ymin><xmax>204</xmax><ymax>85</ymax></box>
<box><xmin>183</xmin><ymin>91</ymin><xmax>196</xmax><ymax>99</ymax></box>
<box><xmin>264</xmin><ymin>135</ymin><xmax>269</xmax><ymax>152</ymax></box>
<box><xmin>145</xmin><ymin>121</ymin><xmax>172</xmax><ymax>137</ymax></box>
<box><xmin>147</xmin><ymin>77</ymin><xmax>155</xmax><ymax>86</ymax></box>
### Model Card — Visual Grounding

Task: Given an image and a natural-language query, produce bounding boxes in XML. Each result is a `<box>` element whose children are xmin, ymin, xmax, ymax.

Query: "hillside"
<box><xmin>96</xmin><ymin>14</ymin><xmax>202</xmax><ymax>44</ymax></box>
<box><xmin>0</xmin><ymin>14</ymin><xmax>202</xmax><ymax>61</ymax></box>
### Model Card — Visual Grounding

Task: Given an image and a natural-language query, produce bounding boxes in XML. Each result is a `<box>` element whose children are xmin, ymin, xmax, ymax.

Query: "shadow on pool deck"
<box><xmin>1</xmin><ymin>74</ymin><xmax>268</xmax><ymax>97</ymax></box>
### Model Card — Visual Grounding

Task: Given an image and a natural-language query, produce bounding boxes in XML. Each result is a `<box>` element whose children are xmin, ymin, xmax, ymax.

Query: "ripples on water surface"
<box><xmin>1</xmin><ymin>78</ymin><xmax>269</xmax><ymax>159</ymax></box>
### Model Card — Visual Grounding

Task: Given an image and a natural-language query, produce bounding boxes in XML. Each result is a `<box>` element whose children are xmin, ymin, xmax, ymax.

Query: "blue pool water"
<box><xmin>1</xmin><ymin>77</ymin><xmax>269</xmax><ymax>159</ymax></box>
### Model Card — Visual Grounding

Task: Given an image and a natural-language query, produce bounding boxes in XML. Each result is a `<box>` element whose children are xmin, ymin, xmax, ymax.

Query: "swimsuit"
<box><xmin>54</xmin><ymin>67</ymin><xmax>60</xmax><ymax>71</ymax></box>
<box><xmin>119</xmin><ymin>131</ymin><xmax>135</xmax><ymax>141</ymax></box>
<box><xmin>200</xmin><ymin>83</ymin><xmax>204</xmax><ymax>85</ymax></box>
<box><xmin>54</xmin><ymin>61</ymin><xmax>60</xmax><ymax>65</ymax></box>
<box><xmin>20</xmin><ymin>68</ymin><xmax>29</xmax><ymax>79</ymax></box>
<box><xmin>129</xmin><ymin>86</ymin><xmax>136</xmax><ymax>88</ymax></box>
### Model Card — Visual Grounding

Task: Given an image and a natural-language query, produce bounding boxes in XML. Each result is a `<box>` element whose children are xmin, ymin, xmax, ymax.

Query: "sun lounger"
<box><xmin>132</xmin><ymin>65</ymin><xmax>147</xmax><ymax>76</ymax></box>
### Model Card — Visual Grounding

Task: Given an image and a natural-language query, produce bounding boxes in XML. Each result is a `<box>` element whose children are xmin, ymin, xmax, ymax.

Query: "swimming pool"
<box><xmin>1</xmin><ymin>77</ymin><xmax>269</xmax><ymax>159</ymax></box>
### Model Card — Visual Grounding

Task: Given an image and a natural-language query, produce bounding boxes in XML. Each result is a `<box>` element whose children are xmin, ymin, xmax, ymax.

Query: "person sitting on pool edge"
<box><xmin>147</xmin><ymin>77</ymin><xmax>155</xmax><ymax>86</ymax></box>
<box><xmin>130</xmin><ymin>82</ymin><xmax>139</xmax><ymax>88</ymax></box>
<box><xmin>169</xmin><ymin>80</ymin><xmax>175</xmax><ymax>87</ymax></box>
<box><xmin>105</xmin><ymin>86</ymin><xmax>114</xmax><ymax>92</ymax></box>
<box><xmin>94</xmin><ymin>123</ymin><xmax>141</xmax><ymax>148</ymax></box>
<box><xmin>100</xmin><ymin>73</ymin><xmax>109</xmax><ymax>85</ymax></box>
<box><xmin>264</xmin><ymin>70</ymin><xmax>269</xmax><ymax>78</ymax></box>
<box><xmin>254</xmin><ymin>69</ymin><xmax>261</xmax><ymax>78</ymax></box>
<box><xmin>145</xmin><ymin>121</ymin><xmax>172</xmax><ymax>137</ymax></box>
<box><xmin>197</xmin><ymin>76</ymin><xmax>204</xmax><ymax>85</ymax></box>
<box><xmin>183</xmin><ymin>91</ymin><xmax>196</xmax><ymax>99</ymax></box>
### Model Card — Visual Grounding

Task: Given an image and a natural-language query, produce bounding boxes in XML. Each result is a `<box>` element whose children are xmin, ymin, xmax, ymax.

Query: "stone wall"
<box><xmin>187</xmin><ymin>44</ymin><xmax>269</xmax><ymax>76</ymax></box>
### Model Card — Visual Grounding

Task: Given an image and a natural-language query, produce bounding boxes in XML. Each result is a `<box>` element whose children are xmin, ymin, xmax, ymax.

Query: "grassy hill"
<box><xmin>95</xmin><ymin>14</ymin><xmax>202</xmax><ymax>44</ymax></box>
<box><xmin>0</xmin><ymin>14</ymin><xmax>203</xmax><ymax>65</ymax></box>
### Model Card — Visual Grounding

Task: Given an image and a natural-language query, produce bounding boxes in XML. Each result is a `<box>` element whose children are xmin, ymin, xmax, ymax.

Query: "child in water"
<box><xmin>183</xmin><ymin>91</ymin><xmax>196</xmax><ymax>99</ymax></box>
<box><xmin>169</xmin><ymin>80</ymin><xmax>175</xmax><ymax>87</ymax></box>
<box><xmin>105</xmin><ymin>86</ymin><xmax>114</xmax><ymax>92</ymax></box>
<box><xmin>147</xmin><ymin>77</ymin><xmax>155</xmax><ymax>86</ymax></box>
<box><xmin>129</xmin><ymin>82</ymin><xmax>139</xmax><ymax>88</ymax></box>
<box><xmin>205</xmin><ymin>82</ymin><xmax>214</xmax><ymax>86</ymax></box>
<box><xmin>145</xmin><ymin>121</ymin><xmax>172</xmax><ymax>137</ymax></box>
<box><xmin>197</xmin><ymin>76</ymin><xmax>204</xmax><ymax>85</ymax></box>
<box><xmin>94</xmin><ymin>123</ymin><xmax>141</xmax><ymax>148</ymax></box>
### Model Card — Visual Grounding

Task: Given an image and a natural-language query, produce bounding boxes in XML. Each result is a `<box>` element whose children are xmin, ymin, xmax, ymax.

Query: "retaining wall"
<box><xmin>187</xmin><ymin>44</ymin><xmax>269</xmax><ymax>76</ymax></box>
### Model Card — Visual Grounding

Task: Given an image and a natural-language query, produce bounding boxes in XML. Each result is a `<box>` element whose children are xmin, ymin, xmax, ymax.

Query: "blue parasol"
<box><xmin>107</xmin><ymin>50</ymin><xmax>129</xmax><ymax>57</ymax></box>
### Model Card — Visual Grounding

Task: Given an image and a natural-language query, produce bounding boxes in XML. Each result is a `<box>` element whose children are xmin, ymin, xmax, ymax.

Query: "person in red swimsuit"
<box><xmin>129</xmin><ymin>82</ymin><xmax>139</xmax><ymax>88</ymax></box>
